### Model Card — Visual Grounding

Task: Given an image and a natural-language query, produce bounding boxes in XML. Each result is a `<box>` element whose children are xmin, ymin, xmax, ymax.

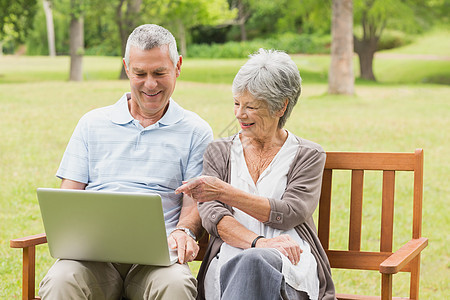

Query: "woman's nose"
<box><xmin>235</xmin><ymin>107</ymin><xmax>246</xmax><ymax>118</ymax></box>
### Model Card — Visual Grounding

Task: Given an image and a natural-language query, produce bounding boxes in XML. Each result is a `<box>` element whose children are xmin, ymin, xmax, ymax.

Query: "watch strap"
<box><xmin>173</xmin><ymin>227</ymin><xmax>196</xmax><ymax>240</ymax></box>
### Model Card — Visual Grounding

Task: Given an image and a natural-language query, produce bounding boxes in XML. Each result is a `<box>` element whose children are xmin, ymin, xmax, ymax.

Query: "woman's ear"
<box><xmin>277</xmin><ymin>99</ymin><xmax>289</xmax><ymax>117</ymax></box>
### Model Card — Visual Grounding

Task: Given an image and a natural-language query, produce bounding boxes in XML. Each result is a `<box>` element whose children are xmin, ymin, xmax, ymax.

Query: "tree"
<box><xmin>69</xmin><ymin>0</ymin><xmax>84</xmax><ymax>81</ymax></box>
<box><xmin>0</xmin><ymin>0</ymin><xmax>38</xmax><ymax>53</ymax></box>
<box><xmin>354</xmin><ymin>0</ymin><xmax>440</xmax><ymax>81</ymax></box>
<box><xmin>116</xmin><ymin>0</ymin><xmax>143</xmax><ymax>79</ymax></box>
<box><xmin>162</xmin><ymin>0</ymin><xmax>236</xmax><ymax>57</ymax></box>
<box><xmin>328</xmin><ymin>0</ymin><xmax>354</xmax><ymax>94</ymax></box>
<box><xmin>43</xmin><ymin>0</ymin><xmax>56</xmax><ymax>56</ymax></box>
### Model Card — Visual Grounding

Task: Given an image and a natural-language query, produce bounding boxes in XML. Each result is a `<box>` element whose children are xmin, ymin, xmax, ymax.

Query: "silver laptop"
<box><xmin>37</xmin><ymin>188</ymin><xmax>178</xmax><ymax>266</ymax></box>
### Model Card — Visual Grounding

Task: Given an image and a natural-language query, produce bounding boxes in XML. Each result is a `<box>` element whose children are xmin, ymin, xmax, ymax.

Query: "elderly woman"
<box><xmin>176</xmin><ymin>49</ymin><xmax>335</xmax><ymax>300</ymax></box>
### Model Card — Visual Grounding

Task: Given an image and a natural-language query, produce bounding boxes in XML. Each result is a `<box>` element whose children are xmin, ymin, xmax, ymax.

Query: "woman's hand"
<box><xmin>256</xmin><ymin>234</ymin><xmax>302</xmax><ymax>265</ymax></box>
<box><xmin>175</xmin><ymin>175</ymin><xmax>226</xmax><ymax>202</ymax></box>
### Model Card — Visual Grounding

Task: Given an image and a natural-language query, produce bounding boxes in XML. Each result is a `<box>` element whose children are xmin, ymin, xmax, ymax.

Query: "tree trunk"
<box><xmin>69</xmin><ymin>1</ymin><xmax>84</xmax><ymax>82</ymax></box>
<box><xmin>328</xmin><ymin>0</ymin><xmax>354</xmax><ymax>95</ymax></box>
<box><xmin>354</xmin><ymin>36</ymin><xmax>377</xmax><ymax>80</ymax></box>
<box><xmin>116</xmin><ymin>0</ymin><xmax>142</xmax><ymax>79</ymax></box>
<box><xmin>43</xmin><ymin>0</ymin><xmax>56</xmax><ymax>56</ymax></box>
<box><xmin>177</xmin><ymin>20</ymin><xmax>187</xmax><ymax>57</ymax></box>
<box><xmin>237</xmin><ymin>0</ymin><xmax>247</xmax><ymax>41</ymax></box>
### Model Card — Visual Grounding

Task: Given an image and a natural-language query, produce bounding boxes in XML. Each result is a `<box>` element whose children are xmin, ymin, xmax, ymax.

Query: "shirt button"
<box><xmin>211</xmin><ymin>214</ymin><xmax>216</xmax><ymax>219</ymax></box>
<box><xmin>276</xmin><ymin>216</ymin><xmax>281</xmax><ymax>221</ymax></box>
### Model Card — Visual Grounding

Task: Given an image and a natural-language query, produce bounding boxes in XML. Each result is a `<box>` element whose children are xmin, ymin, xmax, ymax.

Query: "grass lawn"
<box><xmin>1</xmin><ymin>29</ymin><xmax>449</xmax><ymax>298</ymax></box>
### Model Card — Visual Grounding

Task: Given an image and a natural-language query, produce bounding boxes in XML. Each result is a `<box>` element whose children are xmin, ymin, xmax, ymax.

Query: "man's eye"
<box><xmin>136</xmin><ymin>73</ymin><xmax>145</xmax><ymax>77</ymax></box>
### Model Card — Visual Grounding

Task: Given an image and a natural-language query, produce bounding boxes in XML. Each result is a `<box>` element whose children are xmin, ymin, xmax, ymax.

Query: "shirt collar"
<box><xmin>110</xmin><ymin>92</ymin><xmax>184</xmax><ymax>126</ymax></box>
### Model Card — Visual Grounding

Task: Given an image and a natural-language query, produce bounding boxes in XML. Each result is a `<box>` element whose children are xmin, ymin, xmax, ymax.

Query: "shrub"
<box><xmin>377</xmin><ymin>30</ymin><xmax>413</xmax><ymax>51</ymax></box>
<box><xmin>187</xmin><ymin>33</ymin><xmax>331</xmax><ymax>58</ymax></box>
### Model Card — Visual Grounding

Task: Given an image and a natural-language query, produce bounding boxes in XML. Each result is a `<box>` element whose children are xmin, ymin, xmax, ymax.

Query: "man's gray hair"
<box><xmin>232</xmin><ymin>48</ymin><xmax>302</xmax><ymax>128</ymax></box>
<box><xmin>124</xmin><ymin>24</ymin><xmax>179</xmax><ymax>68</ymax></box>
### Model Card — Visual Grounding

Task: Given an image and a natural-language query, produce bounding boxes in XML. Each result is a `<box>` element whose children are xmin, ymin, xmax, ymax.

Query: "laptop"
<box><xmin>37</xmin><ymin>188</ymin><xmax>178</xmax><ymax>266</ymax></box>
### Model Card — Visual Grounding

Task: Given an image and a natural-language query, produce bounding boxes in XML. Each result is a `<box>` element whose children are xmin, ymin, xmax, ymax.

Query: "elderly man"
<box><xmin>38</xmin><ymin>24</ymin><xmax>213</xmax><ymax>300</ymax></box>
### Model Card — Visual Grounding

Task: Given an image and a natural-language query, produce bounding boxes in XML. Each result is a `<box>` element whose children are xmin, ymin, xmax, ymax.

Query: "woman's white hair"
<box><xmin>232</xmin><ymin>48</ymin><xmax>302</xmax><ymax>128</ymax></box>
<box><xmin>124</xmin><ymin>24</ymin><xmax>179</xmax><ymax>68</ymax></box>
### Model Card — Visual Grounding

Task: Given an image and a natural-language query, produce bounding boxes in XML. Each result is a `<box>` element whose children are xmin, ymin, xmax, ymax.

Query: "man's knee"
<box><xmin>154</xmin><ymin>270</ymin><xmax>196</xmax><ymax>293</ymax></box>
<box><xmin>153</xmin><ymin>265</ymin><xmax>196</xmax><ymax>298</ymax></box>
<box><xmin>39</xmin><ymin>260</ymin><xmax>121</xmax><ymax>300</ymax></box>
<box><xmin>127</xmin><ymin>264</ymin><xmax>197</xmax><ymax>300</ymax></box>
<box><xmin>39</xmin><ymin>260</ymin><xmax>88</xmax><ymax>298</ymax></box>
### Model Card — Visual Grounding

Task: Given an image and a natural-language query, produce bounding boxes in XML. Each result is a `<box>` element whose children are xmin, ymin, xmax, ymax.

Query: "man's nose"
<box><xmin>144</xmin><ymin>75</ymin><xmax>157</xmax><ymax>90</ymax></box>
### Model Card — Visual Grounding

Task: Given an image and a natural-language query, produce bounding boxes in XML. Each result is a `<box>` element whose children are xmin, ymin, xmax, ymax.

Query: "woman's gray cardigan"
<box><xmin>196</xmin><ymin>134</ymin><xmax>336</xmax><ymax>300</ymax></box>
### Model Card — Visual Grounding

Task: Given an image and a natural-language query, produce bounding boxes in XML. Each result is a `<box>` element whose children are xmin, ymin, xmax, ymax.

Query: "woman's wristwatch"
<box><xmin>172</xmin><ymin>227</ymin><xmax>197</xmax><ymax>241</ymax></box>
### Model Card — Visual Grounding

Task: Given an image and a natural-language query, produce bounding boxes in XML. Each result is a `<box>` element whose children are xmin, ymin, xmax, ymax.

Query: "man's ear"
<box><xmin>176</xmin><ymin>56</ymin><xmax>182</xmax><ymax>77</ymax></box>
<box><xmin>123</xmin><ymin>58</ymin><xmax>130</xmax><ymax>78</ymax></box>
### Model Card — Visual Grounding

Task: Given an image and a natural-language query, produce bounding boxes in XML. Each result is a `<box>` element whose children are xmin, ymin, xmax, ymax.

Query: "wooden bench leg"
<box><xmin>23</xmin><ymin>246</ymin><xmax>36</xmax><ymax>300</ymax></box>
<box><xmin>381</xmin><ymin>273</ymin><xmax>392</xmax><ymax>300</ymax></box>
<box><xmin>409</xmin><ymin>255</ymin><xmax>421</xmax><ymax>300</ymax></box>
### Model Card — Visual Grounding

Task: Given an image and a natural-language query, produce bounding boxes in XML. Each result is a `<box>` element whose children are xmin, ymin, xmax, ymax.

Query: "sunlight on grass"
<box><xmin>382</xmin><ymin>27</ymin><xmax>450</xmax><ymax>56</ymax></box>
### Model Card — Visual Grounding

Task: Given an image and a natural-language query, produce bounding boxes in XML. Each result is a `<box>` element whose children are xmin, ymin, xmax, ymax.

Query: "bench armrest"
<box><xmin>10</xmin><ymin>233</ymin><xmax>47</xmax><ymax>249</ymax></box>
<box><xmin>379</xmin><ymin>237</ymin><xmax>428</xmax><ymax>274</ymax></box>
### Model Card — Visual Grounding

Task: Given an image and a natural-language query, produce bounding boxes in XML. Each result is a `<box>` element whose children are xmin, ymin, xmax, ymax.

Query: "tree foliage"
<box><xmin>0</xmin><ymin>0</ymin><xmax>38</xmax><ymax>43</ymax></box>
<box><xmin>158</xmin><ymin>0</ymin><xmax>236</xmax><ymax>56</ymax></box>
<box><xmin>4</xmin><ymin>0</ymin><xmax>449</xmax><ymax>63</ymax></box>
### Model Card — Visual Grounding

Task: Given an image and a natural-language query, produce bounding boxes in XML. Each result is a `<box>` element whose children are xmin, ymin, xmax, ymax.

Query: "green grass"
<box><xmin>382</xmin><ymin>27</ymin><xmax>450</xmax><ymax>56</ymax></box>
<box><xmin>1</xmin><ymin>29</ymin><xmax>449</xmax><ymax>298</ymax></box>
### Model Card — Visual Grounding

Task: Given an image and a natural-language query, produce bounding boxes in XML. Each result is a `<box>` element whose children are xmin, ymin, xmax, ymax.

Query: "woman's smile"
<box><xmin>239</xmin><ymin>122</ymin><xmax>255</xmax><ymax>129</ymax></box>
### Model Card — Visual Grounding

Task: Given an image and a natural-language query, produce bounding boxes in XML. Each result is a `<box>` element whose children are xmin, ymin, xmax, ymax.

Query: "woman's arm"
<box><xmin>180</xmin><ymin>139</ymin><xmax>326</xmax><ymax>232</ymax></box>
<box><xmin>264</xmin><ymin>147</ymin><xmax>326</xmax><ymax>230</ymax></box>
<box><xmin>217</xmin><ymin>215</ymin><xmax>301</xmax><ymax>265</ymax></box>
<box><xmin>177</xmin><ymin>176</ymin><xmax>271</xmax><ymax>222</ymax></box>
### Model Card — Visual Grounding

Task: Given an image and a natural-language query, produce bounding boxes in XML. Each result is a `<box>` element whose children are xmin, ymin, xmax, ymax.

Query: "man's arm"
<box><xmin>60</xmin><ymin>178</ymin><xmax>87</xmax><ymax>190</ymax></box>
<box><xmin>168</xmin><ymin>194</ymin><xmax>201</xmax><ymax>264</ymax></box>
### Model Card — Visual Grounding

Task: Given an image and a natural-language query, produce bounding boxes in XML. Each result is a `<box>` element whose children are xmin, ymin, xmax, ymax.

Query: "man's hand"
<box><xmin>168</xmin><ymin>229</ymin><xmax>199</xmax><ymax>264</ymax></box>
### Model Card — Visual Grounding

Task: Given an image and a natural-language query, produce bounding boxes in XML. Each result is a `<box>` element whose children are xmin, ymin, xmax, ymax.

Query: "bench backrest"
<box><xmin>318</xmin><ymin>149</ymin><xmax>424</xmax><ymax>298</ymax></box>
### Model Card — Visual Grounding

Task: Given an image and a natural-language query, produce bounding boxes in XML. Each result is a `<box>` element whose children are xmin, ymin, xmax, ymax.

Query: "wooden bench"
<box><xmin>10</xmin><ymin>149</ymin><xmax>427</xmax><ymax>300</ymax></box>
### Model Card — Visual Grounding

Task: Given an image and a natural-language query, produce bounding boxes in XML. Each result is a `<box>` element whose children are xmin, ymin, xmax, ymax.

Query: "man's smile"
<box><xmin>142</xmin><ymin>91</ymin><xmax>162</xmax><ymax>97</ymax></box>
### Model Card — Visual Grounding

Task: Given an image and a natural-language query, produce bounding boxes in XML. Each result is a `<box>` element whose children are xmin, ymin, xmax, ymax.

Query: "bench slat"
<box><xmin>349</xmin><ymin>170</ymin><xmax>364</xmax><ymax>251</ymax></box>
<box><xmin>325</xmin><ymin>152</ymin><xmax>416</xmax><ymax>171</ymax></box>
<box><xmin>381</xmin><ymin>170</ymin><xmax>395</xmax><ymax>252</ymax></box>
<box><xmin>336</xmin><ymin>293</ymin><xmax>410</xmax><ymax>300</ymax></box>
<box><xmin>318</xmin><ymin>168</ymin><xmax>333</xmax><ymax>250</ymax></box>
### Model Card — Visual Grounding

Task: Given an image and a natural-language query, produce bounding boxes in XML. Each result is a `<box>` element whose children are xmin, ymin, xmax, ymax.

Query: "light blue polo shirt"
<box><xmin>57</xmin><ymin>92</ymin><xmax>213</xmax><ymax>232</ymax></box>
